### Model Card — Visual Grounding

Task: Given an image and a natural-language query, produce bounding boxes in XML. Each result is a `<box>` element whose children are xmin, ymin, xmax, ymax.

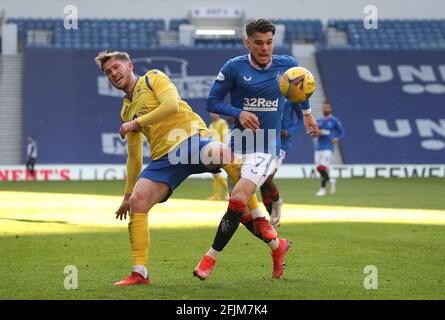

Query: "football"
<box><xmin>279</xmin><ymin>66</ymin><xmax>316</xmax><ymax>103</ymax></box>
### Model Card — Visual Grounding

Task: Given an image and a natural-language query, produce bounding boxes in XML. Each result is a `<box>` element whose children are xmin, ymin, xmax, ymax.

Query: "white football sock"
<box><xmin>206</xmin><ymin>247</ymin><xmax>221</xmax><ymax>261</ymax></box>
<box><xmin>251</xmin><ymin>207</ymin><xmax>265</xmax><ymax>219</ymax></box>
<box><xmin>133</xmin><ymin>265</ymin><xmax>147</xmax><ymax>278</ymax></box>
<box><xmin>268</xmin><ymin>238</ymin><xmax>280</xmax><ymax>251</ymax></box>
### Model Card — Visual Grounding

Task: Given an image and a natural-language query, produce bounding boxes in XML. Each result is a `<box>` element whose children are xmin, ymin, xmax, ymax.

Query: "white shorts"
<box><xmin>240</xmin><ymin>152</ymin><xmax>277</xmax><ymax>189</ymax></box>
<box><xmin>315</xmin><ymin>150</ymin><xmax>332</xmax><ymax>167</ymax></box>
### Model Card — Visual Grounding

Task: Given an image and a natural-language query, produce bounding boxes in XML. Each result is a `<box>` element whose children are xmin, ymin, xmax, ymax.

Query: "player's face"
<box><xmin>245</xmin><ymin>31</ymin><xmax>274</xmax><ymax>65</ymax></box>
<box><xmin>103</xmin><ymin>57</ymin><xmax>134</xmax><ymax>91</ymax></box>
<box><xmin>323</xmin><ymin>104</ymin><xmax>332</xmax><ymax>116</ymax></box>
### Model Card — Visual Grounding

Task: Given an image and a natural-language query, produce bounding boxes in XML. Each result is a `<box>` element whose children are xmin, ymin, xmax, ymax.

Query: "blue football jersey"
<box><xmin>207</xmin><ymin>54</ymin><xmax>310</xmax><ymax>156</ymax></box>
<box><xmin>281</xmin><ymin>101</ymin><xmax>305</xmax><ymax>154</ymax></box>
<box><xmin>315</xmin><ymin>116</ymin><xmax>345</xmax><ymax>151</ymax></box>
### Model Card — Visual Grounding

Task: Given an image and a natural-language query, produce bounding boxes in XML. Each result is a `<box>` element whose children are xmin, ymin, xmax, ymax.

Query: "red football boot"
<box><xmin>193</xmin><ymin>255</ymin><xmax>216</xmax><ymax>281</ymax></box>
<box><xmin>254</xmin><ymin>217</ymin><xmax>278</xmax><ymax>241</ymax></box>
<box><xmin>271</xmin><ymin>238</ymin><xmax>291</xmax><ymax>279</ymax></box>
<box><xmin>114</xmin><ymin>272</ymin><xmax>150</xmax><ymax>286</ymax></box>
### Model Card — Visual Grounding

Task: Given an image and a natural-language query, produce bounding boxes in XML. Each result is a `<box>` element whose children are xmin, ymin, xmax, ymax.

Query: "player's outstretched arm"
<box><xmin>304</xmin><ymin>113</ymin><xmax>319</xmax><ymax>137</ymax></box>
<box><xmin>119</xmin><ymin>91</ymin><xmax>180</xmax><ymax>139</ymax></box>
<box><xmin>116</xmin><ymin>132</ymin><xmax>143</xmax><ymax>220</ymax></box>
<box><xmin>207</xmin><ymin>61</ymin><xmax>243</xmax><ymax>119</ymax></box>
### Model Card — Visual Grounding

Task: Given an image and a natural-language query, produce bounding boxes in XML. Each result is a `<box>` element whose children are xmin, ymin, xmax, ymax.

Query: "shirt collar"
<box><xmin>248</xmin><ymin>54</ymin><xmax>273</xmax><ymax>70</ymax></box>
<box><xmin>125</xmin><ymin>76</ymin><xmax>141</xmax><ymax>101</ymax></box>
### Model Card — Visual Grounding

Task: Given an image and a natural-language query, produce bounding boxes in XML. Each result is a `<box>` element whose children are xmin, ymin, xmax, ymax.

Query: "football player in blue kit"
<box><xmin>194</xmin><ymin>18</ymin><xmax>318</xmax><ymax>280</ymax></box>
<box><xmin>261</xmin><ymin>101</ymin><xmax>305</xmax><ymax>227</ymax></box>
<box><xmin>315</xmin><ymin>101</ymin><xmax>345</xmax><ymax>196</ymax></box>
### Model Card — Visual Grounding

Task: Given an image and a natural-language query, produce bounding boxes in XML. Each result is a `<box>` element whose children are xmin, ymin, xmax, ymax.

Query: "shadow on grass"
<box><xmin>0</xmin><ymin>217</ymin><xmax>70</xmax><ymax>224</ymax></box>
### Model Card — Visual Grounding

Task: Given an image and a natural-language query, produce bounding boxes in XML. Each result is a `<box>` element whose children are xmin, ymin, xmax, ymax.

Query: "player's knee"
<box><xmin>129</xmin><ymin>193</ymin><xmax>145</xmax><ymax>212</ymax></box>
<box><xmin>228</xmin><ymin>193</ymin><xmax>248</xmax><ymax>209</ymax></box>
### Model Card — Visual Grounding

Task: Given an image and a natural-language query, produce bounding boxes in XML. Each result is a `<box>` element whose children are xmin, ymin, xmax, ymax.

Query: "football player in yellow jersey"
<box><xmin>207</xmin><ymin>113</ymin><xmax>230</xmax><ymax>200</ymax></box>
<box><xmin>95</xmin><ymin>51</ymin><xmax>280</xmax><ymax>286</ymax></box>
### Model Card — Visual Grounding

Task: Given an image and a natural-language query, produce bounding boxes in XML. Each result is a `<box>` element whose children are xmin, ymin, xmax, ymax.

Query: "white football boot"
<box><xmin>316</xmin><ymin>188</ymin><xmax>326</xmax><ymax>196</ymax></box>
<box><xmin>330</xmin><ymin>179</ymin><xmax>336</xmax><ymax>194</ymax></box>
<box><xmin>270</xmin><ymin>198</ymin><xmax>283</xmax><ymax>227</ymax></box>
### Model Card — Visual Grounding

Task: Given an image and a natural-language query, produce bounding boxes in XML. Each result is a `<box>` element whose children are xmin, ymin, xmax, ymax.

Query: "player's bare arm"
<box><xmin>304</xmin><ymin>113</ymin><xmax>319</xmax><ymax>137</ymax></box>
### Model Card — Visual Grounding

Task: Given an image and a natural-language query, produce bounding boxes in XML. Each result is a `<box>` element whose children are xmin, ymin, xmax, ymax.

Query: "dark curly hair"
<box><xmin>245</xmin><ymin>18</ymin><xmax>276</xmax><ymax>37</ymax></box>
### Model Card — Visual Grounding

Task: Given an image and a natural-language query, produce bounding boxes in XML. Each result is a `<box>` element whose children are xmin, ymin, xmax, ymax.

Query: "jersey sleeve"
<box><xmin>136</xmin><ymin>71</ymin><xmax>180</xmax><ymax>127</ymax></box>
<box><xmin>334</xmin><ymin>117</ymin><xmax>345</xmax><ymax>139</ymax></box>
<box><xmin>206</xmin><ymin>60</ymin><xmax>242</xmax><ymax>118</ymax></box>
<box><xmin>147</xmin><ymin>70</ymin><xmax>179</xmax><ymax>98</ymax></box>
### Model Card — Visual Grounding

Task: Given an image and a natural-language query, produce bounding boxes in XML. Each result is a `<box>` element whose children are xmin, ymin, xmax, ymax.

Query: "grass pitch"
<box><xmin>0</xmin><ymin>178</ymin><xmax>444</xmax><ymax>300</ymax></box>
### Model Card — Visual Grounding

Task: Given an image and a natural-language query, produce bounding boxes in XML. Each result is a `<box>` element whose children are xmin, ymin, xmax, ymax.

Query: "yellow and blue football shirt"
<box><xmin>120</xmin><ymin>69</ymin><xmax>207</xmax><ymax>161</ymax></box>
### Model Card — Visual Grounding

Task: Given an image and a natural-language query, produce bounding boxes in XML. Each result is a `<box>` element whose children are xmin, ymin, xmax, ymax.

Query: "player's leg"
<box><xmin>261</xmin><ymin>172</ymin><xmax>283</xmax><ymax>227</ymax></box>
<box><xmin>224</xmin><ymin>161</ymin><xmax>276</xmax><ymax>241</ymax></box>
<box><xmin>30</xmin><ymin>158</ymin><xmax>35</xmax><ymax>178</ymax></box>
<box><xmin>260</xmin><ymin>177</ymin><xmax>273</xmax><ymax>215</ymax></box>
<box><xmin>326</xmin><ymin>151</ymin><xmax>336</xmax><ymax>194</ymax></box>
<box><xmin>114</xmin><ymin>178</ymin><xmax>170</xmax><ymax>286</ymax></box>
<box><xmin>316</xmin><ymin>150</ymin><xmax>332</xmax><ymax>196</ymax></box>
<box><xmin>315</xmin><ymin>151</ymin><xmax>326</xmax><ymax>196</ymax></box>
<box><xmin>238</xmin><ymin>154</ymin><xmax>290</xmax><ymax>279</ymax></box>
<box><xmin>260</xmin><ymin>149</ymin><xmax>285</xmax><ymax>226</ymax></box>
<box><xmin>25</xmin><ymin>159</ymin><xmax>31</xmax><ymax>179</ymax></box>
<box><xmin>194</xmin><ymin>177</ymin><xmax>256</xmax><ymax>280</ymax></box>
<box><xmin>207</xmin><ymin>173</ymin><xmax>221</xmax><ymax>200</ymax></box>
<box><xmin>195</xmin><ymin>152</ymin><xmax>289</xmax><ymax>280</ymax></box>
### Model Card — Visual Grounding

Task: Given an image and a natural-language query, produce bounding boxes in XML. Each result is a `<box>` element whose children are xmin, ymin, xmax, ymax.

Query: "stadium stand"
<box><xmin>6</xmin><ymin>17</ymin><xmax>445</xmax><ymax>50</ymax></box>
<box><xmin>1</xmin><ymin>16</ymin><xmax>444</xmax><ymax>165</ymax></box>
<box><xmin>326</xmin><ymin>19</ymin><xmax>445</xmax><ymax>49</ymax></box>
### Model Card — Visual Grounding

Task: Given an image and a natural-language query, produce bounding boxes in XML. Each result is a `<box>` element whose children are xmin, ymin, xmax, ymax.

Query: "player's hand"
<box><xmin>119</xmin><ymin>119</ymin><xmax>141</xmax><ymax>139</ymax></box>
<box><xmin>239</xmin><ymin>111</ymin><xmax>260</xmax><ymax>130</ymax></box>
<box><xmin>281</xmin><ymin>130</ymin><xmax>288</xmax><ymax>138</ymax></box>
<box><xmin>115</xmin><ymin>193</ymin><xmax>131</xmax><ymax>220</ymax></box>
<box><xmin>304</xmin><ymin>114</ymin><xmax>319</xmax><ymax>137</ymax></box>
<box><xmin>332</xmin><ymin>138</ymin><xmax>339</xmax><ymax>144</ymax></box>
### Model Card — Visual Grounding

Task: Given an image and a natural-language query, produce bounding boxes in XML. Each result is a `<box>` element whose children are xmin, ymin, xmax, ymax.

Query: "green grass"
<box><xmin>1</xmin><ymin>223</ymin><xmax>444</xmax><ymax>300</ymax></box>
<box><xmin>1</xmin><ymin>178</ymin><xmax>445</xmax><ymax>299</ymax></box>
<box><xmin>2</xmin><ymin>178</ymin><xmax>445</xmax><ymax>210</ymax></box>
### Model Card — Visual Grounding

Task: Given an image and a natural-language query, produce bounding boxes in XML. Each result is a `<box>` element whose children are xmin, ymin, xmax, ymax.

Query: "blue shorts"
<box><xmin>139</xmin><ymin>133</ymin><xmax>220</xmax><ymax>202</ymax></box>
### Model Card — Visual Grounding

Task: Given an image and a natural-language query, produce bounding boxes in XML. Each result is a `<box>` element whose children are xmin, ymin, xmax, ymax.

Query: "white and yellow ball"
<box><xmin>279</xmin><ymin>67</ymin><xmax>316</xmax><ymax>103</ymax></box>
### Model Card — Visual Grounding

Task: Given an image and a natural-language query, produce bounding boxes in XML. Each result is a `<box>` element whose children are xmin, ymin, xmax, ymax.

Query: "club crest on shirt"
<box><xmin>216</xmin><ymin>72</ymin><xmax>225</xmax><ymax>81</ymax></box>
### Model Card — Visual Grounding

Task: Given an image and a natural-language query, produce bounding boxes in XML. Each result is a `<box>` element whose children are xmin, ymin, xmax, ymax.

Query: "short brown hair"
<box><xmin>94</xmin><ymin>50</ymin><xmax>131</xmax><ymax>71</ymax></box>
<box><xmin>245</xmin><ymin>18</ymin><xmax>276</xmax><ymax>37</ymax></box>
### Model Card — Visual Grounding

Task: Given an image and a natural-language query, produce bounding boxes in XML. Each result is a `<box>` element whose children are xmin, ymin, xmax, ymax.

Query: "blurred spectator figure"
<box><xmin>26</xmin><ymin>135</ymin><xmax>38</xmax><ymax>180</ymax></box>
